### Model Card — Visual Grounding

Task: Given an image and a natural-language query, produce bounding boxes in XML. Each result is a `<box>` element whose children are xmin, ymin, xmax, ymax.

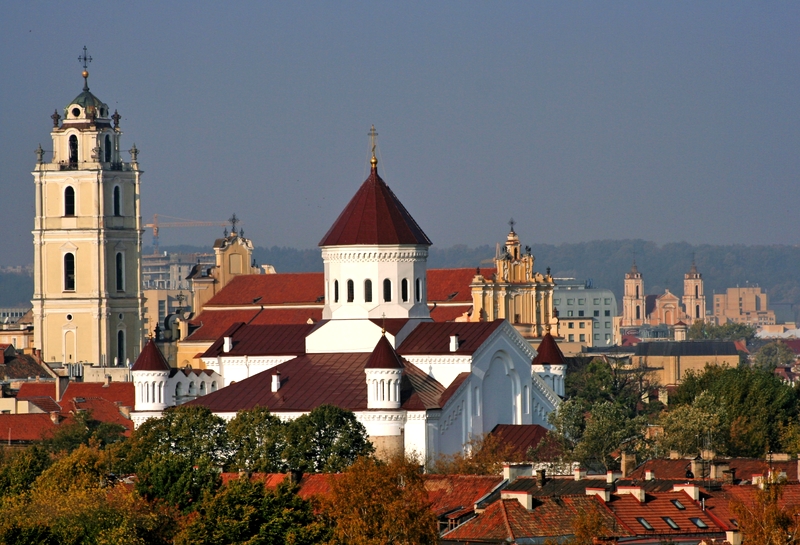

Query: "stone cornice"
<box><xmin>402</xmin><ymin>355</ymin><xmax>473</xmax><ymax>366</ymax></box>
<box><xmin>321</xmin><ymin>247</ymin><xmax>428</xmax><ymax>264</ymax></box>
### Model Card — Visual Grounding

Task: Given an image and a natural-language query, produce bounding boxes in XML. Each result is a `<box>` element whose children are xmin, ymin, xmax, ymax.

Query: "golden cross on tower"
<box><xmin>368</xmin><ymin>125</ymin><xmax>378</xmax><ymax>167</ymax></box>
<box><xmin>78</xmin><ymin>46</ymin><xmax>92</xmax><ymax>90</ymax></box>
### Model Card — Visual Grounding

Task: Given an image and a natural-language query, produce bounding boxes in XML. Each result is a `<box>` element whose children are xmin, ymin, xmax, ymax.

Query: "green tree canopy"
<box><xmin>687</xmin><ymin>320</ymin><xmax>756</xmax><ymax>342</ymax></box>
<box><xmin>226</xmin><ymin>407</ymin><xmax>287</xmax><ymax>473</ymax></box>
<box><xmin>283</xmin><ymin>405</ymin><xmax>374</xmax><ymax>473</ymax></box>
<box><xmin>754</xmin><ymin>341</ymin><xmax>797</xmax><ymax>370</ymax></box>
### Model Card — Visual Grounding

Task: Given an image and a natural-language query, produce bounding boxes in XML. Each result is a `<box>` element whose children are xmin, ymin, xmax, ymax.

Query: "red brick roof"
<box><xmin>319</xmin><ymin>165</ymin><xmax>431</xmax><ymax>247</ymax></box>
<box><xmin>490</xmin><ymin>424</ymin><xmax>549</xmax><ymax>459</ymax></box>
<box><xmin>131</xmin><ymin>339</ymin><xmax>171</xmax><ymax>372</ymax></box>
<box><xmin>398</xmin><ymin>321</ymin><xmax>503</xmax><ymax>355</ymax></box>
<box><xmin>201</xmin><ymin>323</ymin><xmax>315</xmax><ymax>358</ymax></box>
<box><xmin>364</xmin><ymin>335</ymin><xmax>404</xmax><ymax>369</ymax></box>
<box><xmin>0</xmin><ymin>413</ymin><xmax>57</xmax><ymax>442</ymax></box>
<box><xmin>186</xmin><ymin>353</ymin><xmax>445</xmax><ymax>413</ymax></box>
<box><xmin>204</xmin><ymin>273</ymin><xmax>325</xmax><ymax>307</ymax></box>
<box><xmin>532</xmin><ymin>333</ymin><xmax>567</xmax><ymax>367</ymax></box>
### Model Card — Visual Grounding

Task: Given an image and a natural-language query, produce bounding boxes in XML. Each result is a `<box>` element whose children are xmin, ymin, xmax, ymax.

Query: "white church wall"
<box><xmin>305</xmin><ymin>319</ymin><xmax>392</xmax><ymax>353</ymax></box>
<box><xmin>203</xmin><ymin>355</ymin><xmax>295</xmax><ymax>386</ymax></box>
<box><xmin>401</xmin><ymin>354</ymin><xmax>473</xmax><ymax>389</ymax></box>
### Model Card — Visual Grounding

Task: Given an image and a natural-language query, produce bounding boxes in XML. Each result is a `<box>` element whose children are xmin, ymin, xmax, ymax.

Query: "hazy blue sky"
<box><xmin>1</xmin><ymin>2</ymin><xmax>798</xmax><ymax>266</ymax></box>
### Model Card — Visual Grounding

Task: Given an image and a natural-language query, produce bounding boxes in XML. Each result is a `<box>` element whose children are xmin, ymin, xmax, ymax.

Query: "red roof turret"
<box><xmin>532</xmin><ymin>332</ymin><xmax>567</xmax><ymax>367</ymax></box>
<box><xmin>319</xmin><ymin>163</ymin><xmax>431</xmax><ymax>247</ymax></box>
<box><xmin>131</xmin><ymin>339</ymin><xmax>171</xmax><ymax>372</ymax></box>
<box><xmin>365</xmin><ymin>335</ymin><xmax>404</xmax><ymax>369</ymax></box>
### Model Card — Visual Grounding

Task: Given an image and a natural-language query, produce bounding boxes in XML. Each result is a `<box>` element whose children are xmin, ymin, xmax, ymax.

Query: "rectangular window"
<box><xmin>578</xmin><ymin>310</ymin><xmax>584</xmax><ymax>317</ymax></box>
<box><xmin>567</xmin><ymin>310</ymin><xmax>574</xmax><ymax>317</ymax></box>
<box><xmin>567</xmin><ymin>298</ymin><xmax>574</xmax><ymax>305</ymax></box>
<box><xmin>663</xmin><ymin>517</ymin><xmax>680</xmax><ymax>530</ymax></box>
<box><xmin>604</xmin><ymin>310</ymin><xmax>611</xmax><ymax>316</ymax></box>
<box><xmin>568</xmin><ymin>334</ymin><xmax>574</xmax><ymax>342</ymax></box>
<box><xmin>578</xmin><ymin>298</ymin><xmax>585</xmax><ymax>305</ymax></box>
<box><xmin>594</xmin><ymin>334</ymin><xmax>600</xmax><ymax>340</ymax></box>
<box><xmin>568</xmin><ymin>322</ymin><xmax>574</xmax><ymax>329</ymax></box>
<box><xmin>553</xmin><ymin>298</ymin><xmax>561</xmax><ymax>305</ymax></box>
<box><xmin>605</xmin><ymin>322</ymin><xmax>611</xmax><ymax>328</ymax></box>
<box><xmin>579</xmin><ymin>334</ymin><xmax>585</xmax><ymax>342</ymax></box>
<box><xmin>605</xmin><ymin>334</ymin><xmax>611</xmax><ymax>341</ymax></box>
<box><xmin>579</xmin><ymin>322</ymin><xmax>585</xmax><ymax>329</ymax></box>
<box><xmin>637</xmin><ymin>518</ymin><xmax>654</xmax><ymax>531</ymax></box>
<box><xmin>604</xmin><ymin>298</ymin><xmax>612</xmax><ymax>305</ymax></box>
<box><xmin>689</xmin><ymin>518</ymin><xmax>708</xmax><ymax>529</ymax></box>
<box><xmin>593</xmin><ymin>298</ymin><xmax>600</xmax><ymax>304</ymax></box>
<box><xmin>593</xmin><ymin>310</ymin><xmax>600</xmax><ymax>317</ymax></box>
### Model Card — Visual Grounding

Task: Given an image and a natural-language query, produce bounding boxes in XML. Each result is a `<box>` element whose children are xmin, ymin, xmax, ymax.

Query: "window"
<box><xmin>523</xmin><ymin>385</ymin><xmax>529</xmax><ymax>414</ymax></box>
<box><xmin>594</xmin><ymin>310</ymin><xmax>600</xmax><ymax>317</ymax></box>
<box><xmin>64</xmin><ymin>253</ymin><xmax>76</xmax><ymax>291</ymax></box>
<box><xmin>383</xmin><ymin>279</ymin><xmax>392</xmax><ymax>302</ymax></box>
<box><xmin>636</xmin><ymin>518</ymin><xmax>654</xmax><ymax>531</ymax></box>
<box><xmin>105</xmin><ymin>134</ymin><xmax>112</xmax><ymax>162</ymax></box>
<box><xmin>401</xmin><ymin>278</ymin><xmax>409</xmax><ymax>302</ymax></box>
<box><xmin>578</xmin><ymin>310</ymin><xmax>584</xmax><ymax>317</ymax></box>
<box><xmin>605</xmin><ymin>334</ymin><xmax>611</xmax><ymax>341</ymax></box>
<box><xmin>568</xmin><ymin>322</ymin><xmax>574</xmax><ymax>329</ymax></box>
<box><xmin>635</xmin><ymin>286</ymin><xmax>640</xmax><ymax>298</ymax></box>
<box><xmin>568</xmin><ymin>334</ymin><xmax>574</xmax><ymax>342</ymax></box>
<box><xmin>415</xmin><ymin>278</ymin><xmax>422</xmax><ymax>302</ymax></box>
<box><xmin>635</xmin><ymin>306</ymin><xmax>640</xmax><ymax>320</ymax></box>
<box><xmin>567</xmin><ymin>310</ymin><xmax>573</xmax><ymax>317</ymax></box>
<box><xmin>689</xmin><ymin>518</ymin><xmax>708</xmax><ymax>529</ymax></box>
<box><xmin>364</xmin><ymin>279</ymin><xmax>373</xmax><ymax>302</ymax></box>
<box><xmin>553</xmin><ymin>298</ymin><xmax>561</xmax><ymax>305</ymax></box>
<box><xmin>604</xmin><ymin>310</ymin><xmax>611</xmax><ymax>316</ymax></box>
<box><xmin>578</xmin><ymin>298</ymin><xmax>585</xmax><ymax>305</ymax></box>
<box><xmin>579</xmin><ymin>334</ymin><xmax>585</xmax><ymax>342</ymax></box>
<box><xmin>64</xmin><ymin>186</ymin><xmax>75</xmax><ymax>216</ymax></box>
<box><xmin>696</xmin><ymin>305</ymin><xmax>700</xmax><ymax>318</ymax></box>
<box><xmin>663</xmin><ymin>517</ymin><xmax>680</xmax><ymax>530</ymax></box>
<box><xmin>594</xmin><ymin>334</ymin><xmax>600</xmax><ymax>340</ymax></box>
<box><xmin>115</xmin><ymin>252</ymin><xmax>124</xmax><ymax>291</ymax></box>
<box><xmin>695</xmin><ymin>285</ymin><xmax>699</xmax><ymax>297</ymax></box>
<box><xmin>113</xmin><ymin>186</ymin><xmax>121</xmax><ymax>216</ymax></box>
<box><xmin>347</xmin><ymin>280</ymin><xmax>354</xmax><ymax>302</ymax></box>
<box><xmin>593</xmin><ymin>298</ymin><xmax>600</xmax><ymax>304</ymax></box>
<box><xmin>605</xmin><ymin>322</ymin><xmax>611</xmax><ymax>328</ymax></box>
<box><xmin>334</xmin><ymin>280</ymin><xmax>339</xmax><ymax>303</ymax></box>
<box><xmin>567</xmin><ymin>298</ymin><xmax>574</xmax><ymax>305</ymax></box>
<box><xmin>69</xmin><ymin>135</ymin><xmax>78</xmax><ymax>165</ymax></box>
<box><xmin>579</xmin><ymin>322</ymin><xmax>585</xmax><ymax>329</ymax></box>
<box><xmin>604</xmin><ymin>298</ymin><xmax>612</xmax><ymax>305</ymax></box>
<box><xmin>117</xmin><ymin>330</ymin><xmax>125</xmax><ymax>366</ymax></box>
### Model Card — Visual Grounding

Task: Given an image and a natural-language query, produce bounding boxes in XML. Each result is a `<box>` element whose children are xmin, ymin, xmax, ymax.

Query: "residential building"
<box><xmin>713</xmin><ymin>286</ymin><xmax>776</xmax><ymax>328</ymax></box>
<box><xmin>552</xmin><ymin>279</ymin><xmax>617</xmax><ymax>347</ymax></box>
<box><xmin>30</xmin><ymin>67</ymin><xmax>143</xmax><ymax>367</ymax></box>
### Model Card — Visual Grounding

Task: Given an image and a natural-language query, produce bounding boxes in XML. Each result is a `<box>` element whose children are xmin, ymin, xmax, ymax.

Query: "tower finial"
<box><xmin>229</xmin><ymin>213</ymin><xmax>239</xmax><ymax>235</ymax></box>
<box><xmin>508</xmin><ymin>217</ymin><xmax>516</xmax><ymax>233</ymax></box>
<box><xmin>78</xmin><ymin>46</ymin><xmax>92</xmax><ymax>91</ymax></box>
<box><xmin>368</xmin><ymin>125</ymin><xmax>378</xmax><ymax>169</ymax></box>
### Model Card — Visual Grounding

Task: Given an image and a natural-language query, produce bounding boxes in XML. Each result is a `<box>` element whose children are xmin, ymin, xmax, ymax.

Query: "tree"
<box><xmin>175</xmin><ymin>476</ymin><xmax>329</xmax><ymax>545</ymax></box>
<box><xmin>687</xmin><ymin>320</ymin><xmax>756</xmax><ymax>342</ymax></box>
<box><xmin>569</xmin><ymin>506</ymin><xmax>612</xmax><ymax>545</ymax></box>
<box><xmin>324</xmin><ymin>455</ymin><xmax>437</xmax><ymax>545</ymax></box>
<box><xmin>135</xmin><ymin>451</ymin><xmax>221</xmax><ymax>513</ymax></box>
<box><xmin>283</xmin><ymin>405</ymin><xmax>374</xmax><ymax>473</ymax></box>
<box><xmin>0</xmin><ymin>445</ymin><xmax>52</xmax><ymax>498</ymax></box>
<box><xmin>572</xmin><ymin>401</ymin><xmax>647</xmax><ymax>472</ymax></box>
<box><xmin>754</xmin><ymin>340</ymin><xmax>796</xmax><ymax>370</ymax></box>
<box><xmin>730</xmin><ymin>479</ymin><xmax>800</xmax><ymax>544</ymax></box>
<box><xmin>655</xmin><ymin>392</ymin><xmax>723</xmax><ymax>457</ymax></box>
<box><xmin>42</xmin><ymin>410</ymin><xmax>126</xmax><ymax>454</ymax></box>
<box><xmin>429</xmin><ymin>433</ymin><xmax>521</xmax><ymax>475</ymax></box>
<box><xmin>226</xmin><ymin>407</ymin><xmax>287</xmax><ymax>473</ymax></box>
<box><xmin>565</xmin><ymin>356</ymin><xmax>657</xmax><ymax>418</ymax></box>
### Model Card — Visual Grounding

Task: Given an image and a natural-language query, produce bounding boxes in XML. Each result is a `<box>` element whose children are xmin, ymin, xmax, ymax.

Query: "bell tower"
<box><xmin>622</xmin><ymin>260</ymin><xmax>645</xmax><ymax>326</ymax></box>
<box><xmin>31</xmin><ymin>49</ymin><xmax>144</xmax><ymax>367</ymax></box>
<box><xmin>682</xmin><ymin>258</ymin><xmax>705</xmax><ymax>323</ymax></box>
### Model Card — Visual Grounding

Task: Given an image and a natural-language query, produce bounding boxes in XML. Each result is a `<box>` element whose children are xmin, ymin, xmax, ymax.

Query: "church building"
<box><xmin>31</xmin><ymin>57</ymin><xmax>144</xmax><ymax>367</ymax></box>
<box><xmin>133</xmin><ymin>143</ymin><xmax>563</xmax><ymax>460</ymax></box>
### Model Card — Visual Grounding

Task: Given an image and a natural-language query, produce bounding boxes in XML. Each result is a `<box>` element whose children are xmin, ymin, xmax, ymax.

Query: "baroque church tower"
<box><xmin>31</xmin><ymin>52</ymin><xmax>144</xmax><ymax>367</ymax></box>
<box><xmin>622</xmin><ymin>260</ymin><xmax>645</xmax><ymax>327</ymax></box>
<box><xmin>682</xmin><ymin>259</ymin><xmax>705</xmax><ymax>323</ymax></box>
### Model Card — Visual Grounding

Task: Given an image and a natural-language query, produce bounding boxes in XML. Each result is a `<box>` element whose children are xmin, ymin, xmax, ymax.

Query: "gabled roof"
<box><xmin>0</xmin><ymin>413</ymin><xmax>58</xmax><ymax>442</ymax></box>
<box><xmin>607</xmin><ymin>489</ymin><xmax>727</xmax><ymax>535</ymax></box>
<box><xmin>201</xmin><ymin>323</ymin><xmax>315</xmax><ymax>358</ymax></box>
<box><xmin>319</xmin><ymin>165</ymin><xmax>431</xmax><ymax>247</ymax></box>
<box><xmin>131</xmin><ymin>339</ymin><xmax>171</xmax><ymax>372</ymax></box>
<box><xmin>490</xmin><ymin>424</ymin><xmax>549</xmax><ymax>460</ymax></box>
<box><xmin>532</xmin><ymin>333</ymin><xmax>567</xmax><ymax>367</ymax></box>
<box><xmin>16</xmin><ymin>382</ymin><xmax>56</xmax><ymax>398</ymax></box>
<box><xmin>185</xmin><ymin>353</ymin><xmax>445</xmax><ymax>413</ymax></box>
<box><xmin>204</xmin><ymin>273</ymin><xmax>325</xmax><ymax>307</ymax></box>
<box><xmin>59</xmin><ymin>382</ymin><xmax>135</xmax><ymax>408</ymax></box>
<box><xmin>398</xmin><ymin>321</ymin><xmax>503</xmax><ymax>355</ymax></box>
<box><xmin>424</xmin><ymin>475</ymin><xmax>504</xmax><ymax>518</ymax></box>
<box><xmin>0</xmin><ymin>353</ymin><xmax>53</xmax><ymax>380</ymax></box>
<box><xmin>628</xmin><ymin>457</ymin><xmax>798</xmax><ymax>482</ymax></box>
<box><xmin>364</xmin><ymin>335</ymin><xmax>404</xmax><ymax>369</ymax></box>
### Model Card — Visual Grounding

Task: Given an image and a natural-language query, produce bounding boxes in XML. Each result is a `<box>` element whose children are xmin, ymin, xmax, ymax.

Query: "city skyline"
<box><xmin>1</xmin><ymin>2</ymin><xmax>799</xmax><ymax>266</ymax></box>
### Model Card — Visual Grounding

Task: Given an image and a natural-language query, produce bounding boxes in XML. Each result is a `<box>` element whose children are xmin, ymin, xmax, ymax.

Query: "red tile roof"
<box><xmin>428</xmin><ymin>304</ymin><xmax>471</xmax><ymax>322</ymax></box>
<box><xmin>532</xmin><ymin>333</ymin><xmax>567</xmax><ymax>367</ymax></box>
<box><xmin>427</xmin><ymin>268</ymin><xmax>479</xmax><ymax>303</ymax></box>
<box><xmin>490</xmin><ymin>424</ymin><xmax>549</xmax><ymax>459</ymax></box>
<box><xmin>398</xmin><ymin>321</ymin><xmax>503</xmax><ymax>355</ymax></box>
<box><xmin>628</xmin><ymin>458</ymin><xmax>798</xmax><ymax>482</ymax></box>
<box><xmin>131</xmin><ymin>339</ymin><xmax>171</xmax><ymax>372</ymax></box>
<box><xmin>16</xmin><ymin>382</ymin><xmax>55</xmax><ymax>398</ymax></box>
<box><xmin>25</xmin><ymin>396</ymin><xmax>62</xmax><ymax>413</ymax></box>
<box><xmin>222</xmin><ymin>472</ymin><xmax>337</xmax><ymax>500</ymax></box>
<box><xmin>186</xmin><ymin>353</ymin><xmax>444</xmax><ymax>413</ymax></box>
<box><xmin>60</xmin><ymin>397</ymin><xmax>133</xmax><ymax>435</ymax></box>
<box><xmin>201</xmin><ymin>323</ymin><xmax>315</xmax><ymax>358</ymax></box>
<box><xmin>364</xmin><ymin>335</ymin><xmax>404</xmax><ymax>369</ymax></box>
<box><xmin>424</xmin><ymin>475</ymin><xmax>504</xmax><ymax>518</ymax></box>
<box><xmin>0</xmin><ymin>414</ymin><xmax>58</xmax><ymax>441</ymax></box>
<box><xmin>606</xmin><ymin>489</ymin><xmax>728</xmax><ymax>535</ymax></box>
<box><xmin>187</xmin><ymin>308</ymin><xmax>323</xmax><ymax>342</ymax></box>
<box><xmin>60</xmin><ymin>382</ymin><xmax>135</xmax><ymax>408</ymax></box>
<box><xmin>319</xmin><ymin>165</ymin><xmax>431</xmax><ymax>247</ymax></box>
<box><xmin>204</xmin><ymin>273</ymin><xmax>325</xmax><ymax>307</ymax></box>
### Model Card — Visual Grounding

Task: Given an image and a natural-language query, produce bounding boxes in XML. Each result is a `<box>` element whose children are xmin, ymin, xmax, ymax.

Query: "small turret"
<box><xmin>364</xmin><ymin>335</ymin><xmax>404</xmax><ymax>410</ymax></box>
<box><xmin>131</xmin><ymin>338</ymin><xmax>172</xmax><ymax>411</ymax></box>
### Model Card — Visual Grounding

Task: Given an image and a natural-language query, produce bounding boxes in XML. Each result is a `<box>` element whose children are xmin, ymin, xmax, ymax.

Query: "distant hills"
<box><xmin>3</xmin><ymin>240</ymin><xmax>798</xmax><ymax>322</ymax></box>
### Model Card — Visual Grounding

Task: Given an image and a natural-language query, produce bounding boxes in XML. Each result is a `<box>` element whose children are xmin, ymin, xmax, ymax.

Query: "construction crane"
<box><xmin>145</xmin><ymin>214</ymin><xmax>230</xmax><ymax>254</ymax></box>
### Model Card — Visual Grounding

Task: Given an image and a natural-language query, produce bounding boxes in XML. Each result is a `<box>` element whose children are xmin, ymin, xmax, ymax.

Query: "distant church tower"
<box><xmin>682</xmin><ymin>260</ymin><xmax>705</xmax><ymax>323</ymax></box>
<box><xmin>31</xmin><ymin>51</ymin><xmax>144</xmax><ymax>366</ymax></box>
<box><xmin>622</xmin><ymin>261</ymin><xmax>645</xmax><ymax>327</ymax></box>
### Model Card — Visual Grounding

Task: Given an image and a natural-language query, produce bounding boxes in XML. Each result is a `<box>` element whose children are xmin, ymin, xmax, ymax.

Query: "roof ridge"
<box><xmin>501</xmin><ymin>499</ymin><xmax>516</xmax><ymax>541</ymax></box>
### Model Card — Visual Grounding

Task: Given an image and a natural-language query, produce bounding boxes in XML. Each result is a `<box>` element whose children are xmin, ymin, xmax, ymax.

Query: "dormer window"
<box><xmin>69</xmin><ymin>135</ymin><xmax>78</xmax><ymax>165</ymax></box>
<box><xmin>71</xmin><ymin>107</ymin><xmax>80</xmax><ymax>118</ymax></box>
<box><xmin>64</xmin><ymin>186</ymin><xmax>75</xmax><ymax>216</ymax></box>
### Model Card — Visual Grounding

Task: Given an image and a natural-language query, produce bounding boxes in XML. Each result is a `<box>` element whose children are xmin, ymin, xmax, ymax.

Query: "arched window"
<box><xmin>113</xmin><ymin>186</ymin><xmax>121</xmax><ymax>216</ymax></box>
<box><xmin>364</xmin><ymin>279</ymin><xmax>373</xmax><ymax>303</ymax></box>
<box><xmin>401</xmin><ymin>279</ymin><xmax>409</xmax><ymax>302</ymax></box>
<box><xmin>64</xmin><ymin>253</ymin><xmax>76</xmax><ymax>291</ymax></box>
<box><xmin>383</xmin><ymin>279</ymin><xmax>392</xmax><ymax>302</ymax></box>
<box><xmin>188</xmin><ymin>382</ymin><xmax>196</xmax><ymax>396</ymax></box>
<box><xmin>64</xmin><ymin>186</ymin><xmax>75</xmax><ymax>216</ymax></box>
<box><xmin>695</xmin><ymin>285</ymin><xmax>699</xmax><ymax>298</ymax></box>
<box><xmin>199</xmin><ymin>382</ymin><xmax>206</xmax><ymax>395</ymax></box>
<box><xmin>415</xmin><ymin>278</ymin><xmax>421</xmax><ymax>303</ymax></box>
<box><xmin>144</xmin><ymin>382</ymin><xmax>149</xmax><ymax>403</ymax></box>
<box><xmin>117</xmin><ymin>330</ymin><xmax>125</xmax><ymax>366</ymax></box>
<box><xmin>175</xmin><ymin>382</ymin><xmax>183</xmax><ymax>400</ymax></box>
<box><xmin>116</xmin><ymin>252</ymin><xmax>124</xmax><ymax>291</ymax></box>
<box><xmin>104</xmin><ymin>135</ymin><xmax>112</xmax><ymax>162</ymax></box>
<box><xmin>523</xmin><ymin>385</ymin><xmax>530</xmax><ymax>414</ymax></box>
<box><xmin>635</xmin><ymin>305</ymin><xmax>640</xmax><ymax>320</ymax></box>
<box><xmin>696</xmin><ymin>305</ymin><xmax>700</xmax><ymax>319</ymax></box>
<box><xmin>347</xmin><ymin>280</ymin><xmax>354</xmax><ymax>302</ymax></box>
<box><xmin>334</xmin><ymin>280</ymin><xmax>339</xmax><ymax>303</ymax></box>
<box><xmin>635</xmin><ymin>285</ymin><xmax>639</xmax><ymax>298</ymax></box>
<box><xmin>69</xmin><ymin>135</ymin><xmax>78</xmax><ymax>165</ymax></box>
<box><xmin>210</xmin><ymin>381</ymin><xmax>217</xmax><ymax>392</ymax></box>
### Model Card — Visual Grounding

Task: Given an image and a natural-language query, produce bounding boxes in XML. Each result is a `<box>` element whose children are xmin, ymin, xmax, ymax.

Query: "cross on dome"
<box><xmin>78</xmin><ymin>46</ymin><xmax>92</xmax><ymax>91</ymax></box>
<box><xmin>369</xmin><ymin>125</ymin><xmax>378</xmax><ymax>168</ymax></box>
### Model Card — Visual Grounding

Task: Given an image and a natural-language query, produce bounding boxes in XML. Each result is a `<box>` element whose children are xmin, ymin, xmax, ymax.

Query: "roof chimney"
<box><xmin>645</xmin><ymin>469</ymin><xmax>655</xmax><ymax>481</ymax></box>
<box><xmin>223</xmin><ymin>336</ymin><xmax>233</xmax><ymax>353</ymax></box>
<box><xmin>271</xmin><ymin>372</ymin><xmax>281</xmax><ymax>392</ymax></box>
<box><xmin>574</xmin><ymin>467</ymin><xmax>587</xmax><ymax>481</ymax></box>
<box><xmin>449</xmin><ymin>334</ymin><xmax>460</xmax><ymax>352</ymax></box>
<box><xmin>617</xmin><ymin>485</ymin><xmax>646</xmax><ymax>503</ymax></box>
<box><xmin>536</xmin><ymin>469</ymin><xmax>546</xmax><ymax>487</ymax></box>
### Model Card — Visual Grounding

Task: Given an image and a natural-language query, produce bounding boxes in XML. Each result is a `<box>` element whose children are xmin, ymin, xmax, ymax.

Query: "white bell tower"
<box><xmin>31</xmin><ymin>49</ymin><xmax>144</xmax><ymax>367</ymax></box>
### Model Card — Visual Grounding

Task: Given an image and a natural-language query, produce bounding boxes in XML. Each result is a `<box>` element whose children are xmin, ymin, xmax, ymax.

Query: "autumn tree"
<box><xmin>731</xmin><ymin>479</ymin><xmax>800</xmax><ymax>544</ymax></box>
<box><xmin>0</xmin><ymin>445</ymin><xmax>52</xmax><ymax>498</ymax></box>
<box><xmin>226</xmin><ymin>406</ymin><xmax>287</xmax><ymax>472</ymax></box>
<box><xmin>324</xmin><ymin>455</ymin><xmax>437</xmax><ymax>545</ymax></box>
<box><xmin>42</xmin><ymin>410</ymin><xmax>126</xmax><ymax>454</ymax></box>
<box><xmin>283</xmin><ymin>405</ymin><xmax>374</xmax><ymax>473</ymax></box>
<box><xmin>655</xmin><ymin>392</ymin><xmax>723</xmax><ymax>457</ymax></box>
<box><xmin>430</xmin><ymin>433</ymin><xmax>521</xmax><ymax>475</ymax></box>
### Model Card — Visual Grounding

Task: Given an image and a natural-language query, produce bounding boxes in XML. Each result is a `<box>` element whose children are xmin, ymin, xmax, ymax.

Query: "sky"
<box><xmin>1</xmin><ymin>2</ymin><xmax>799</xmax><ymax>266</ymax></box>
